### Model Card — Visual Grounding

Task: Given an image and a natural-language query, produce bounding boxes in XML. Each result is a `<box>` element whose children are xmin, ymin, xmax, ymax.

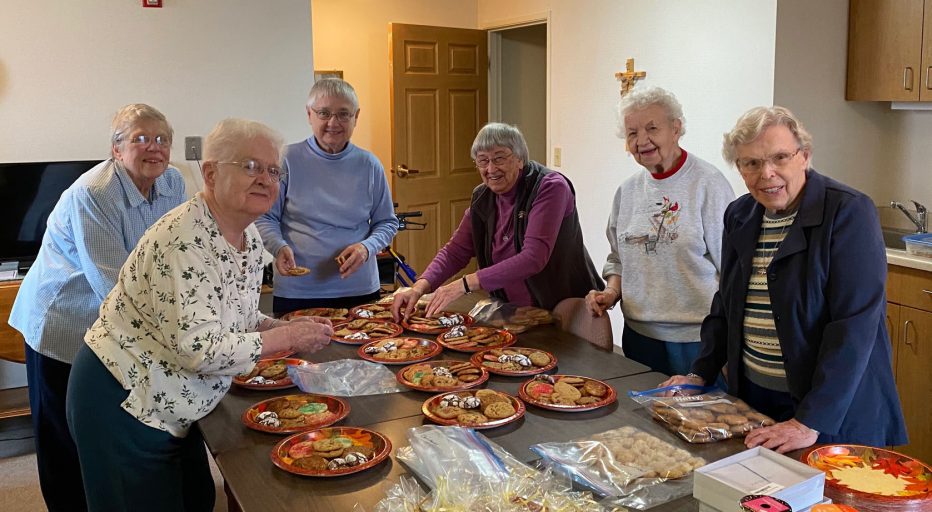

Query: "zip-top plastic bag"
<box><xmin>628</xmin><ymin>384</ymin><xmax>776</xmax><ymax>443</ymax></box>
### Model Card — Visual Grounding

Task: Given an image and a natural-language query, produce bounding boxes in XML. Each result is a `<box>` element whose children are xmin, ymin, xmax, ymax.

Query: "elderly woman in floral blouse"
<box><xmin>65</xmin><ymin>119</ymin><xmax>333</xmax><ymax>511</ymax></box>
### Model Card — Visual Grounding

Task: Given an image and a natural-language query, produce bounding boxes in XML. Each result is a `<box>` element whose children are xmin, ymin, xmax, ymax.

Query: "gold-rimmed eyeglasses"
<box><xmin>218</xmin><ymin>160</ymin><xmax>286</xmax><ymax>182</ymax></box>
<box><xmin>309</xmin><ymin>108</ymin><xmax>356</xmax><ymax>122</ymax></box>
<box><xmin>474</xmin><ymin>152</ymin><xmax>513</xmax><ymax>170</ymax></box>
<box><xmin>736</xmin><ymin>148</ymin><xmax>802</xmax><ymax>176</ymax></box>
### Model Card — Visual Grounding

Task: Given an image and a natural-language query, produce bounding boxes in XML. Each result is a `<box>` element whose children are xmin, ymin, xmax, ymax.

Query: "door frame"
<box><xmin>483</xmin><ymin>12</ymin><xmax>551</xmax><ymax>167</ymax></box>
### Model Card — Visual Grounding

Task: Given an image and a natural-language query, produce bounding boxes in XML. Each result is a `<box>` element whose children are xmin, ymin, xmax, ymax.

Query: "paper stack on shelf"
<box><xmin>694</xmin><ymin>447</ymin><xmax>826</xmax><ymax>512</ymax></box>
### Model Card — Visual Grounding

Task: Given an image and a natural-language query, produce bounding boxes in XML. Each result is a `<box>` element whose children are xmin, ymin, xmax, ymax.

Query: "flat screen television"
<box><xmin>0</xmin><ymin>160</ymin><xmax>100</xmax><ymax>268</ymax></box>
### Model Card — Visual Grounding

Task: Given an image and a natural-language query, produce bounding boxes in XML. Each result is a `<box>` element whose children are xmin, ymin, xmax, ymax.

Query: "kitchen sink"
<box><xmin>882</xmin><ymin>229</ymin><xmax>910</xmax><ymax>250</ymax></box>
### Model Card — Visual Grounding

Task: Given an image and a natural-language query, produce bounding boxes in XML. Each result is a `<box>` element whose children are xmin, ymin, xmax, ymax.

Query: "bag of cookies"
<box><xmin>628</xmin><ymin>385</ymin><xmax>776</xmax><ymax>443</ymax></box>
<box><xmin>468</xmin><ymin>298</ymin><xmax>554</xmax><ymax>333</ymax></box>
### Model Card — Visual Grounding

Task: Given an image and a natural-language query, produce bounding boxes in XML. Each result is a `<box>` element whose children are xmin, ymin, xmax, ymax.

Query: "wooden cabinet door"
<box><xmin>847</xmin><ymin>0</ymin><xmax>924</xmax><ymax>101</ymax></box>
<box><xmin>887</xmin><ymin>302</ymin><xmax>900</xmax><ymax>373</ymax></box>
<box><xmin>0</xmin><ymin>281</ymin><xmax>26</xmax><ymax>364</ymax></box>
<box><xmin>895</xmin><ymin>306</ymin><xmax>932</xmax><ymax>463</ymax></box>
<box><xmin>921</xmin><ymin>0</ymin><xmax>932</xmax><ymax>99</ymax></box>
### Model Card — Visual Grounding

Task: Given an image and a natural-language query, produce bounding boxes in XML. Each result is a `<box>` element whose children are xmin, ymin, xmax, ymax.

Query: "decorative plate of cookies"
<box><xmin>242</xmin><ymin>394</ymin><xmax>350</xmax><ymax>434</ymax></box>
<box><xmin>262</xmin><ymin>349</ymin><xmax>296</xmax><ymax>360</ymax></box>
<box><xmin>233</xmin><ymin>358</ymin><xmax>313</xmax><ymax>390</ymax></box>
<box><xmin>397</xmin><ymin>360</ymin><xmax>489</xmax><ymax>392</ymax></box>
<box><xmin>402</xmin><ymin>311</ymin><xmax>473</xmax><ymax>334</ymax></box>
<box><xmin>519</xmin><ymin>375</ymin><xmax>617</xmax><ymax>412</ymax></box>
<box><xmin>349</xmin><ymin>303</ymin><xmax>395</xmax><ymax>320</ymax></box>
<box><xmin>331</xmin><ymin>319</ymin><xmax>404</xmax><ymax>344</ymax></box>
<box><xmin>469</xmin><ymin>347</ymin><xmax>557</xmax><ymax>376</ymax></box>
<box><xmin>281</xmin><ymin>307</ymin><xmax>351</xmax><ymax>322</ymax></box>
<box><xmin>422</xmin><ymin>389</ymin><xmax>525</xmax><ymax>429</ymax></box>
<box><xmin>357</xmin><ymin>337</ymin><xmax>442</xmax><ymax>365</ymax></box>
<box><xmin>435</xmin><ymin>325</ymin><xmax>516</xmax><ymax>352</ymax></box>
<box><xmin>271</xmin><ymin>427</ymin><xmax>391</xmax><ymax>477</ymax></box>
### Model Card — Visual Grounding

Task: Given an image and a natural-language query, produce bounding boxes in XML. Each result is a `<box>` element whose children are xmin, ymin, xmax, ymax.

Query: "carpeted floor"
<box><xmin>0</xmin><ymin>415</ymin><xmax>227</xmax><ymax>511</ymax></box>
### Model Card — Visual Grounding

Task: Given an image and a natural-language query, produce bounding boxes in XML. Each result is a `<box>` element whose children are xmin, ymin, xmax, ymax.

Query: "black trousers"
<box><xmin>25</xmin><ymin>344</ymin><xmax>87</xmax><ymax>512</ymax></box>
<box><xmin>273</xmin><ymin>290</ymin><xmax>381</xmax><ymax>315</ymax></box>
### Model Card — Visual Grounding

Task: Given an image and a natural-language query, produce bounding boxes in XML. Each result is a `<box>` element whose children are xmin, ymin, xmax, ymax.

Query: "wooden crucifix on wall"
<box><xmin>615</xmin><ymin>58</ymin><xmax>646</xmax><ymax>96</ymax></box>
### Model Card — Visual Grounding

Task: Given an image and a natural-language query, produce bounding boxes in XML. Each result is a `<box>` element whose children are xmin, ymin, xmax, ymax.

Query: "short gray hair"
<box><xmin>722</xmin><ymin>106</ymin><xmax>813</xmax><ymax>166</ymax></box>
<box><xmin>616</xmin><ymin>86</ymin><xmax>686</xmax><ymax>139</ymax></box>
<box><xmin>110</xmin><ymin>103</ymin><xmax>173</xmax><ymax>150</ymax></box>
<box><xmin>470</xmin><ymin>122</ymin><xmax>530</xmax><ymax>164</ymax></box>
<box><xmin>306</xmin><ymin>78</ymin><xmax>359</xmax><ymax>111</ymax></box>
<box><xmin>203</xmin><ymin>118</ymin><xmax>285</xmax><ymax>165</ymax></box>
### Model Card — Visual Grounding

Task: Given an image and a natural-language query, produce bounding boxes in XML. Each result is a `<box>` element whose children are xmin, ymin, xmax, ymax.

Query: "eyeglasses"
<box><xmin>124</xmin><ymin>134</ymin><xmax>171</xmax><ymax>147</ymax></box>
<box><xmin>735</xmin><ymin>148</ymin><xmax>802</xmax><ymax>176</ymax></box>
<box><xmin>218</xmin><ymin>160</ymin><xmax>286</xmax><ymax>182</ymax></box>
<box><xmin>310</xmin><ymin>108</ymin><xmax>356</xmax><ymax>122</ymax></box>
<box><xmin>474</xmin><ymin>152</ymin><xmax>514</xmax><ymax>169</ymax></box>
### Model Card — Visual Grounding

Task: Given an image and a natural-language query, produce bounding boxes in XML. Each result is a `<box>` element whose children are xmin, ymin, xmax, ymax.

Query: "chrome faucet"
<box><xmin>890</xmin><ymin>200</ymin><xmax>928</xmax><ymax>233</ymax></box>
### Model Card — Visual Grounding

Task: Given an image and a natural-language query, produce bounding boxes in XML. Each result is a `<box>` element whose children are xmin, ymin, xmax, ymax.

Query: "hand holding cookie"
<box><xmin>336</xmin><ymin>243</ymin><xmax>369</xmax><ymax>279</ymax></box>
<box><xmin>289</xmin><ymin>321</ymin><xmax>332</xmax><ymax>353</ymax></box>
<box><xmin>274</xmin><ymin>246</ymin><xmax>297</xmax><ymax>275</ymax></box>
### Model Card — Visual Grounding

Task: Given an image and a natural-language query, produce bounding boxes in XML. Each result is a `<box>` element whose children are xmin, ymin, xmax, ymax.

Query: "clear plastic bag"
<box><xmin>531</xmin><ymin>425</ymin><xmax>705</xmax><ymax>510</ymax></box>
<box><xmin>287</xmin><ymin>359</ymin><xmax>406</xmax><ymax>396</ymax></box>
<box><xmin>468</xmin><ymin>298</ymin><xmax>554</xmax><ymax>333</ymax></box>
<box><xmin>628</xmin><ymin>384</ymin><xmax>776</xmax><ymax>443</ymax></box>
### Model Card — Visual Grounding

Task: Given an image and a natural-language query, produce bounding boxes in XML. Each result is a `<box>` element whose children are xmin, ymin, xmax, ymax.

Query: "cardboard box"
<box><xmin>694</xmin><ymin>447</ymin><xmax>824</xmax><ymax>511</ymax></box>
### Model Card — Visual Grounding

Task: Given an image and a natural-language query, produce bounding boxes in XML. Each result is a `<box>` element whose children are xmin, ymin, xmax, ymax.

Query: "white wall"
<box><xmin>0</xmin><ymin>0</ymin><xmax>314</xmax><ymax>388</ymax></box>
<box><xmin>774</xmin><ymin>0</ymin><xmax>932</xmax><ymax>213</ymax></box>
<box><xmin>480</xmin><ymin>0</ymin><xmax>778</xmax><ymax>343</ymax></box>
<box><xmin>311</xmin><ymin>0</ymin><xmax>479</xmax><ymax>170</ymax></box>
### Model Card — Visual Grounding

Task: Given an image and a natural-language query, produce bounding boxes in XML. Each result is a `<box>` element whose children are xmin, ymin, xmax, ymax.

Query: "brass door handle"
<box><xmin>392</xmin><ymin>164</ymin><xmax>420</xmax><ymax>178</ymax></box>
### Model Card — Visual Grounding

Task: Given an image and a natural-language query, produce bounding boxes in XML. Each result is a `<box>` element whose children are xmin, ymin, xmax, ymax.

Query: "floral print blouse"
<box><xmin>86</xmin><ymin>193</ymin><xmax>267</xmax><ymax>437</ymax></box>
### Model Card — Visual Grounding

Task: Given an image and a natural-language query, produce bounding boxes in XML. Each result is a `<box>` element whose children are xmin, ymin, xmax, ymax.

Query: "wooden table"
<box><xmin>197</xmin><ymin>309</ymin><xmax>748</xmax><ymax>512</ymax></box>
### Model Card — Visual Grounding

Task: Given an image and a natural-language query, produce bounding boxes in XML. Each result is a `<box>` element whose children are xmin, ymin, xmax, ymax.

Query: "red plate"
<box><xmin>331</xmin><ymin>319</ymin><xmax>404</xmax><ymax>345</ymax></box>
<box><xmin>233</xmin><ymin>358</ymin><xmax>313</xmax><ymax>390</ymax></box>
<box><xmin>242</xmin><ymin>394</ymin><xmax>350</xmax><ymax>434</ymax></box>
<box><xmin>271</xmin><ymin>427</ymin><xmax>391</xmax><ymax>477</ymax></box>
<box><xmin>397</xmin><ymin>360</ymin><xmax>489</xmax><ymax>392</ymax></box>
<box><xmin>402</xmin><ymin>312</ymin><xmax>474</xmax><ymax>334</ymax></box>
<box><xmin>262</xmin><ymin>349</ymin><xmax>296</xmax><ymax>360</ymax></box>
<box><xmin>422</xmin><ymin>390</ymin><xmax>525</xmax><ymax>429</ymax></box>
<box><xmin>802</xmin><ymin>445</ymin><xmax>932</xmax><ymax>507</ymax></box>
<box><xmin>357</xmin><ymin>337</ymin><xmax>441</xmax><ymax>365</ymax></box>
<box><xmin>469</xmin><ymin>347</ymin><xmax>557</xmax><ymax>376</ymax></box>
<box><xmin>281</xmin><ymin>307</ymin><xmax>351</xmax><ymax>322</ymax></box>
<box><xmin>436</xmin><ymin>326</ymin><xmax>516</xmax><ymax>353</ymax></box>
<box><xmin>518</xmin><ymin>375</ymin><xmax>617</xmax><ymax>412</ymax></box>
<box><xmin>349</xmin><ymin>303</ymin><xmax>396</xmax><ymax>320</ymax></box>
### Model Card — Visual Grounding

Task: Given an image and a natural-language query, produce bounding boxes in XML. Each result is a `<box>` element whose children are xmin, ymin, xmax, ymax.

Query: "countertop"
<box><xmin>886</xmin><ymin>248</ymin><xmax>932</xmax><ymax>272</ymax></box>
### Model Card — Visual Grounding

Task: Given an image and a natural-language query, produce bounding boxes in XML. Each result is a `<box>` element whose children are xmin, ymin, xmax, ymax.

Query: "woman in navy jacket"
<box><xmin>663</xmin><ymin>106</ymin><xmax>907</xmax><ymax>453</ymax></box>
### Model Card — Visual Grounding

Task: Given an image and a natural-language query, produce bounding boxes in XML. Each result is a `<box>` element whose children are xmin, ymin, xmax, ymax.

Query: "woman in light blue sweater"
<box><xmin>255</xmin><ymin>79</ymin><xmax>398</xmax><ymax>313</ymax></box>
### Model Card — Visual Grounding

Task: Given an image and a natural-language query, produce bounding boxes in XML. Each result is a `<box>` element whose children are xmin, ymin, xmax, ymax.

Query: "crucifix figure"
<box><xmin>615</xmin><ymin>58</ymin><xmax>646</xmax><ymax>96</ymax></box>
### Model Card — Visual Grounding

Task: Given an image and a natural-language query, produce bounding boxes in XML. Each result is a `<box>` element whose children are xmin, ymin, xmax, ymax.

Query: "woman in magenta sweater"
<box><xmin>392</xmin><ymin>122</ymin><xmax>603</xmax><ymax>320</ymax></box>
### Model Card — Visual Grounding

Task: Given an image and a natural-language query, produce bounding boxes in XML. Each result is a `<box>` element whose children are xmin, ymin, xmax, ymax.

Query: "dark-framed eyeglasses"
<box><xmin>735</xmin><ymin>147</ymin><xmax>802</xmax><ymax>176</ymax></box>
<box><xmin>474</xmin><ymin>152</ymin><xmax>514</xmax><ymax>170</ymax></box>
<box><xmin>309</xmin><ymin>108</ymin><xmax>356</xmax><ymax>122</ymax></box>
<box><xmin>124</xmin><ymin>134</ymin><xmax>171</xmax><ymax>147</ymax></box>
<box><xmin>218</xmin><ymin>160</ymin><xmax>286</xmax><ymax>182</ymax></box>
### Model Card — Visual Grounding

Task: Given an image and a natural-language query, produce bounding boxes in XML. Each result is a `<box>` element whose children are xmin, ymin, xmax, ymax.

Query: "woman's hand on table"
<box><xmin>392</xmin><ymin>284</ymin><xmax>425</xmax><ymax>322</ymax></box>
<box><xmin>745</xmin><ymin>418</ymin><xmax>818</xmax><ymax>454</ymax></box>
<box><xmin>336</xmin><ymin>243</ymin><xmax>369</xmax><ymax>279</ymax></box>
<box><xmin>274</xmin><ymin>246</ymin><xmax>296</xmax><ymax>274</ymax></box>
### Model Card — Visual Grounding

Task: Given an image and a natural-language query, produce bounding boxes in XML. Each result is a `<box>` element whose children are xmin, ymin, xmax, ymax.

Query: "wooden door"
<box><xmin>887</xmin><ymin>302</ymin><xmax>899</xmax><ymax>372</ymax></box>
<box><xmin>922</xmin><ymin>0</ymin><xmax>932</xmax><ymax>99</ymax></box>
<box><xmin>896</xmin><ymin>306</ymin><xmax>932</xmax><ymax>463</ymax></box>
<box><xmin>389</xmin><ymin>23</ymin><xmax>487</xmax><ymax>280</ymax></box>
<box><xmin>847</xmin><ymin>0</ymin><xmax>923</xmax><ymax>101</ymax></box>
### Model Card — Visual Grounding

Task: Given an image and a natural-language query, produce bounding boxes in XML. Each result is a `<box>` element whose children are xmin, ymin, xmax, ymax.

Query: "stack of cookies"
<box><xmin>351</xmin><ymin>303</ymin><xmax>394</xmax><ymax>319</ymax></box>
<box><xmin>333</xmin><ymin>319</ymin><xmax>399</xmax><ymax>340</ymax></box>
<box><xmin>286</xmin><ymin>437</ymin><xmax>376</xmax><ymax>472</ymax></box>
<box><xmin>401</xmin><ymin>361</ymin><xmax>483</xmax><ymax>389</ymax></box>
<box><xmin>362</xmin><ymin>338</ymin><xmax>433</xmax><ymax>362</ymax></box>
<box><xmin>439</xmin><ymin>326</ymin><xmax>510</xmax><ymax>350</ymax></box>
<box><xmin>503</xmin><ymin>306</ymin><xmax>554</xmax><ymax>333</ymax></box>
<box><xmin>523</xmin><ymin>375</ymin><xmax>609</xmax><ymax>406</ymax></box>
<box><xmin>648</xmin><ymin>398</ymin><xmax>776</xmax><ymax>443</ymax></box>
<box><xmin>429</xmin><ymin>389</ymin><xmax>519</xmax><ymax>426</ymax></box>
<box><xmin>476</xmin><ymin>347</ymin><xmax>553</xmax><ymax>372</ymax></box>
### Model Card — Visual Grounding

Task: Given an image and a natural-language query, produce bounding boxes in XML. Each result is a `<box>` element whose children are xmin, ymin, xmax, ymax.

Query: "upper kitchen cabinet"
<box><xmin>847</xmin><ymin>0</ymin><xmax>932</xmax><ymax>101</ymax></box>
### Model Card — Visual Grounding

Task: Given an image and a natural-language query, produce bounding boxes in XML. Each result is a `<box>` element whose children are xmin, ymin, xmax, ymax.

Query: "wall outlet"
<box><xmin>185</xmin><ymin>136</ymin><xmax>202</xmax><ymax>161</ymax></box>
<box><xmin>553</xmin><ymin>146</ymin><xmax>562</xmax><ymax>167</ymax></box>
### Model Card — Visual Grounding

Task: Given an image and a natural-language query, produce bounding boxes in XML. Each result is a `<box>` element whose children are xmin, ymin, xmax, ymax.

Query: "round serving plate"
<box><xmin>271</xmin><ymin>427</ymin><xmax>391</xmax><ymax>477</ymax></box>
<box><xmin>518</xmin><ymin>374</ymin><xmax>617</xmax><ymax>412</ymax></box>
<box><xmin>422</xmin><ymin>390</ymin><xmax>525</xmax><ymax>429</ymax></box>
<box><xmin>281</xmin><ymin>307</ymin><xmax>351</xmax><ymax>322</ymax></box>
<box><xmin>802</xmin><ymin>444</ymin><xmax>932</xmax><ymax>511</ymax></box>
<box><xmin>331</xmin><ymin>319</ymin><xmax>404</xmax><ymax>345</ymax></box>
<box><xmin>357</xmin><ymin>337</ymin><xmax>441</xmax><ymax>365</ymax></box>
<box><xmin>233</xmin><ymin>358</ymin><xmax>313</xmax><ymax>390</ymax></box>
<box><xmin>469</xmin><ymin>347</ymin><xmax>557</xmax><ymax>376</ymax></box>
<box><xmin>396</xmin><ymin>360</ymin><xmax>489</xmax><ymax>392</ymax></box>
<box><xmin>401</xmin><ymin>312</ymin><xmax>474</xmax><ymax>335</ymax></box>
<box><xmin>435</xmin><ymin>326</ymin><xmax>516</xmax><ymax>353</ymax></box>
<box><xmin>242</xmin><ymin>394</ymin><xmax>350</xmax><ymax>434</ymax></box>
